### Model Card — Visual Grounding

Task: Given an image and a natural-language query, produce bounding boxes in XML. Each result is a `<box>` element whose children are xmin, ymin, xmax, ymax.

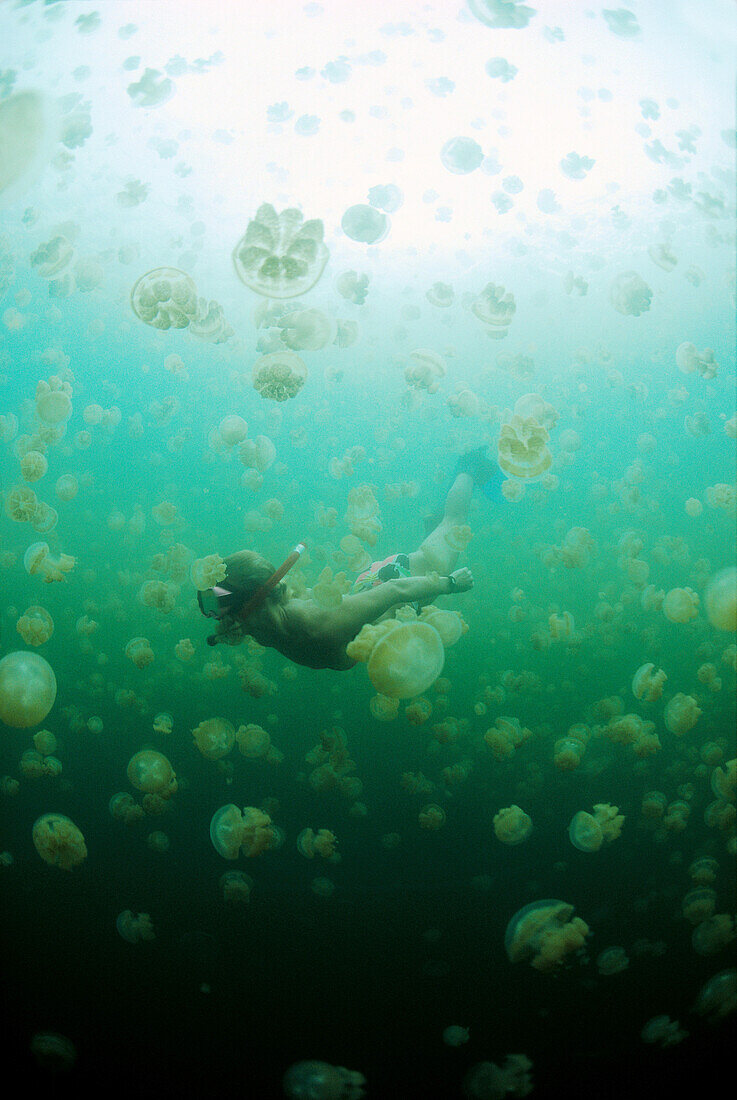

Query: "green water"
<box><xmin>0</xmin><ymin>2</ymin><xmax>735</xmax><ymax>1098</ymax></box>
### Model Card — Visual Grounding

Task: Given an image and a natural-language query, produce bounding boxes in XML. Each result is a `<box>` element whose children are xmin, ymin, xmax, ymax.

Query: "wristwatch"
<box><xmin>446</xmin><ymin>574</ymin><xmax>457</xmax><ymax>591</ymax></box>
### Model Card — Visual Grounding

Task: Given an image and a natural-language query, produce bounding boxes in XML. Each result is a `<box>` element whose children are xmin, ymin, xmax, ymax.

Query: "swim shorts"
<box><xmin>353</xmin><ymin>552</ymin><xmax>411</xmax><ymax>593</ymax></box>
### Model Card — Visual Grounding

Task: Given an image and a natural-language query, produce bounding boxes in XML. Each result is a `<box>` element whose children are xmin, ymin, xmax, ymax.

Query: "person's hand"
<box><xmin>449</xmin><ymin>567</ymin><xmax>473</xmax><ymax>592</ymax></box>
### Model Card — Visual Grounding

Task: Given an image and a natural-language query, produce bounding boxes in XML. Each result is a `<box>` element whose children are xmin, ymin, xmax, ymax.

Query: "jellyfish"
<box><xmin>610</xmin><ymin>271</ymin><xmax>652</xmax><ymax>316</ymax></box>
<box><xmin>632</xmin><ymin>662</ymin><xmax>667</xmax><ymax>701</ymax></box>
<box><xmin>341</xmin><ymin>203</ymin><xmax>389</xmax><ymax>244</ymax></box>
<box><xmin>116</xmin><ymin>910</ymin><xmax>155</xmax><ymax>943</ymax></box>
<box><xmin>220</xmin><ymin>870</ymin><xmax>253</xmax><ymax>905</ymax></box>
<box><xmin>692</xmin><ymin>915</ymin><xmax>736</xmax><ymax>956</ymax></box>
<box><xmin>463</xmin><ymin>1054</ymin><xmax>534</xmax><ymax>1099</ymax></box>
<box><xmin>210</xmin><ymin>804</ymin><xmax>245</xmax><ymax>860</ymax></box>
<box><xmin>640</xmin><ymin>1016</ymin><xmax>687</xmax><ymax>1047</ymax></box>
<box><xmin>597</xmin><ymin>947</ymin><xmax>629</xmax><ymax>975</ymax></box>
<box><xmin>471</xmin><ymin>282</ymin><xmax>516</xmax><ymax>336</ymax></box>
<box><xmin>127</xmin><ymin>750</ymin><xmax>177</xmax><ymax>796</ymax></box>
<box><xmin>0</xmin><ymin>91</ymin><xmax>57</xmax><ymax>208</ymax></box>
<box><xmin>355</xmin><ymin>621</ymin><xmax>445</xmax><ymax>699</ymax></box>
<box><xmin>191</xmin><ymin>718</ymin><xmax>235</xmax><ymax>760</ymax></box>
<box><xmin>705</xmin><ymin>567</ymin><xmax>737</xmax><ymax>631</ymax></box>
<box><xmin>443</xmin><ymin>1025</ymin><xmax>470</xmax><ymax>1047</ymax></box>
<box><xmin>233</xmin><ymin>204</ymin><xmax>328</xmax><ymax>298</ymax></box>
<box><xmin>0</xmin><ymin>650</ymin><xmax>57</xmax><ymax>728</ymax></box>
<box><xmin>277</xmin><ymin>307</ymin><xmax>336</xmax><ymax>351</ymax></box>
<box><xmin>497</xmin><ymin>415</ymin><xmax>552</xmax><ymax>479</ymax></box>
<box><xmin>16</xmin><ymin>605</ymin><xmax>54</xmax><ymax>647</ymax></box>
<box><xmin>568</xmin><ymin>811</ymin><xmax>603</xmax><ymax>852</ymax></box>
<box><xmin>32</xmin><ymin>813</ymin><xmax>87</xmax><ymax>870</ymax></box>
<box><xmin>252</xmin><ymin>350</ymin><xmax>307</xmax><ymax>401</ymax></box>
<box><xmin>235</xmin><ymin>723</ymin><xmax>271</xmax><ymax>759</ymax></box>
<box><xmin>694</xmin><ymin>969</ymin><xmax>737</xmax><ymax>1021</ymax></box>
<box><xmin>663</xmin><ymin>587</ymin><xmax>700</xmax><ymax>623</ymax></box>
<box><xmin>504</xmin><ymin>899</ymin><xmax>589</xmax><ymax>971</ymax></box>
<box><xmin>664</xmin><ymin>693</ymin><xmax>702</xmax><ymax>736</ymax></box>
<box><xmin>283</xmin><ymin>1061</ymin><xmax>366</xmax><ymax>1099</ymax></box>
<box><xmin>468</xmin><ymin>0</ymin><xmax>536</xmax><ymax>29</ymax></box>
<box><xmin>440</xmin><ymin>136</ymin><xmax>484</xmax><ymax>174</ymax></box>
<box><xmin>494</xmin><ymin>805</ymin><xmax>533</xmax><ymax>845</ymax></box>
<box><xmin>130</xmin><ymin>266</ymin><xmax>198</xmax><ymax>329</ymax></box>
<box><xmin>29</xmin><ymin>1032</ymin><xmax>77</xmax><ymax>1074</ymax></box>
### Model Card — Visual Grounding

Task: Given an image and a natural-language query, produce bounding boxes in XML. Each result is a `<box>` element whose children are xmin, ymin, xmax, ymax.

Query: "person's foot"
<box><xmin>454</xmin><ymin>445</ymin><xmax>497</xmax><ymax>486</ymax></box>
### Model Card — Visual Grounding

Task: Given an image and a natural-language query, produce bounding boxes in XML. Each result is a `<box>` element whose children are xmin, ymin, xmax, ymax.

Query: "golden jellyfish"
<box><xmin>362</xmin><ymin>621</ymin><xmax>445</xmax><ymax>699</ymax></box>
<box><xmin>569</xmin><ymin>804</ymin><xmax>624</xmax><ymax>851</ymax></box>
<box><xmin>689</xmin><ymin>856</ymin><xmax>719</xmax><ymax>885</ymax></box>
<box><xmin>35</xmin><ymin>375</ymin><xmax>72</xmax><ymax>425</ymax></box>
<box><xmin>16</xmin><ymin>605</ymin><xmax>54</xmax><ymax>647</ymax></box>
<box><xmin>191</xmin><ymin>718</ymin><xmax>235</xmax><ymax>760</ymax></box>
<box><xmin>419</xmin><ymin>804</ymin><xmax>446</xmax><ymax>830</ymax></box>
<box><xmin>404</xmin><ymin>347</ymin><xmax>446</xmax><ymax>392</ymax></box>
<box><xmin>695</xmin><ymin>970</ymin><xmax>737</xmax><ymax>1021</ymax></box>
<box><xmin>705</xmin><ymin>567</ymin><xmax>737</xmax><ymax>631</ymax></box>
<box><xmin>471</xmin><ymin>281</ymin><xmax>516</xmax><ymax>336</ymax></box>
<box><xmin>220</xmin><ymin>870</ymin><xmax>253</xmax><ymax>905</ymax></box>
<box><xmin>29</xmin><ymin>1031</ymin><xmax>77</xmax><ymax>1074</ymax></box>
<box><xmin>235</xmin><ymin>723</ymin><xmax>271</xmax><ymax>758</ymax></box>
<box><xmin>504</xmin><ymin>899</ymin><xmax>590</xmax><ymax>972</ymax></box>
<box><xmin>369</xmin><ymin>693</ymin><xmax>400</xmax><ymax>721</ymax></box>
<box><xmin>33</xmin><ymin>729</ymin><xmax>57</xmax><ymax>755</ymax></box>
<box><xmin>127</xmin><ymin>750</ymin><xmax>177</xmax><ymax>797</ymax></box>
<box><xmin>147</xmin><ymin>831</ymin><xmax>170</xmax><ymax>853</ymax></box>
<box><xmin>210</xmin><ymin>804</ymin><xmax>245</xmax><ymax>860</ymax></box>
<box><xmin>711</xmin><ymin>760</ymin><xmax>736</xmax><ymax>801</ymax></box>
<box><xmin>32</xmin><ymin>813</ymin><xmax>87</xmax><ymax>870</ymax></box>
<box><xmin>682</xmin><ymin>889</ymin><xmax>717</xmax><ymax>925</ymax></box>
<box><xmin>190</xmin><ymin>554</ymin><xmax>226</xmax><ymax>591</ymax></box>
<box><xmin>153</xmin><ymin>712</ymin><xmax>173</xmax><ymax>736</ymax></box>
<box><xmin>20</xmin><ymin>450</ymin><xmax>48</xmax><ymax>483</ymax></box>
<box><xmin>116</xmin><ymin>910</ymin><xmax>155</xmax><ymax>943</ymax></box>
<box><xmin>692</xmin><ymin>915</ymin><xmax>736</xmax><ymax>956</ymax></box>
<box><xmin>663</xmin><ymin>587</ymin><xmax>700</xmax><ymax>623</ymax></box>
<box><xmin>23</xmin><ymin>542</ymin><xmax>75</xmax><ymax>583</ymax></box>
<box><xmin>493</xmin><ymin>805</ymin><xmax>533</xmax><ymax>845</ymax></box>
<box><xmin>130</xmin><ymin>266</ymin><xmax>198</xmax><ymax>329</ymax></box>
<box><xmin>109</xmin><ymin>792</ymin><xmax>144</xmax><ymax>825</ymax></box>
<box><xmin>282</xmin><ymin>1061</ymin><xmax>365</xmax><ymax>1100</ymax></box>
<box><xmin>664</xmin><ymin>693</ymin><xmax>702</xmax><ymax>736</ymax></box>
<box><xmin>232</xmin><ymin>204</ymin><xmax>329</xmax><ymax>299</ymax></box>
<box><xmin>0</xmin><ymin>650</ymin><xmax>57</xmax><ymax>728</ymax></box>
<box><xmin>125</xmin><ymin>636</ymin><xmax>154</xmax><ymax>669</ymax></box>
<box><xmin>497</xmin><ymin>415</ymin><xmax>552</xmax><ymax>480</ymax></box>
<box><xmin>597</xmin><ymin>947</ymin><xmax>629</xmax><ymax>975</ymax></box>
<box><xmin>297</xmin><ymin>827</ymin><xmax>338</xmax><ymax>860</ymax></box>
<box><xmin>252</xmin><ymin>350</ymin><xmax>307</xmax><ymax>402</ymax></box>
<box><xmin>632</xmin><ymin>662</ymin><xmax>667</xmax><ymax>702</ymax></box>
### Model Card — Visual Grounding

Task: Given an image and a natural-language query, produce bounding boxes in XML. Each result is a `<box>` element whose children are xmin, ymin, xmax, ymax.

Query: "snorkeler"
<box><xmin>198</xmin><ymin>449</ymin><xmax>498</xmax><ymax>671</ymax></box>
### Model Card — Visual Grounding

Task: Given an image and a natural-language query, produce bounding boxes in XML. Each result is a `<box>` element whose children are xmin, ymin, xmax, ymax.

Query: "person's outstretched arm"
<box><xmin>312</xmin><ymin>567</ymin><xmax>473</xmax><ymax>647</ymax></box>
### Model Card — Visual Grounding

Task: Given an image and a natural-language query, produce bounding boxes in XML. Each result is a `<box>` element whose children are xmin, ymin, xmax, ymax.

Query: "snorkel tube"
<box><xmin>206</xmin><ymin>541</ymin><xmax>307</xmax><ymax>646</ymax></box>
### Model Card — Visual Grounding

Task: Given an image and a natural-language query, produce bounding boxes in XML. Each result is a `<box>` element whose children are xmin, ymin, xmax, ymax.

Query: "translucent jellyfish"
<box><xmin>341</xmin><ymin>203</ymin><xmax>389</xmax><ymax>244</ymax></box>
<box><xmin>191</xmin><ymin>718</ymin><xmax>235</xmax><ymax>760</ymax></box>
<box><xmin>277</xmin><ymin>307</ymin><xmax>337</xmax><ymax>350</ymax></box>
<box><xmin>568</xmin><ymin>811</ymin><xmax>603</xmax><ymax>852</ymax></box>
<box><xmin>497</xmin><ymin>415</ymin><xmax>552</xmax><ymax>479</ymax></box>
<box><xmin>218</xmin><ymin>415</ymin><xmax>248</xmax><ymax>447</ymax></box>
<box><xmin>694</xmin><ymin>969</ymin><xmax>737</xmax><ymax>1021</ymax></box>
<box><xmin>189</xmin><ymin>554</ymin><xmax>226</xmax><ymax>591</ymax></box>
<box><xmin>116</xmin><ymin>910</ymin><xmax>155</xmax><ymax>943</ymax></box>
<box><xmin>16</xmin><ymin>605</ymin><xmax>54</xmax><ymax>647</ymax></box>
<box><xmin>560</xmin><ymin>151</ymin><xmax>595</xmax><ymax>180</ymax></box>
<box><xmin>30</xmin><ymin>235</ymin><xmax>75</xmax><ymax>278</ymax></box>
<box><xmin>494</xmin><ymin>805</ymin><xmax>533</xmax><ymax>845</ymax></box>
<box><xmin>55</xmin><ymin>474</ymin><xmax>78</xmax><ymax>501</ymax></box>
<box><xmin>443</xmin><ymin>1025</ymin><xmax>470</xmax><ymax>1047</ymax></box>
<box><xmin>692</xmin><ymin>915</ymin><xmax>736</xmax><ymax>956</ymax></box>
<box><xmin>419</xmin><ymin>804</ymin><xmax>446</xmax><ymax>830</ymax></box>
<box><xmin>640</xmin><ymin>1015</ymin><xmax>687</xmax><ymax>1047</ymax></box>
<box><xmin>35</xmin><ymin>375</ymin><xmax>73</xmax><ymax>425</ymax></box>
<box><xmin>610</xmin><ymin>271</ymin><xmax>652</xmax><ymax>316</ymax></box>
<box><xmin>0</xmin><ymin>91</ymin><xmax>57</xmax><ymax>208</ymax></box>
<box><xmin>232</xmin><ymin>203</ymin><xmax>328</xmax><ymax>298</ymax></box>
<box><xmin>485</xmin><ymin>57</ymin><xmax>518</xmax><ymax>82</ymax></box>
<box><xmin>220</xmin><ymin>870</ymin><xmax>253</xmax><ymax>905</ymax></box>
<box><xmin>663</xmin><ymin>587</ymin><xmax>700</xmax><ymax>623</ymax></box>
<box><xmin>125</xmin><ymin>636</ymin><xmax>155</xmax><ymax>668</ymax></box>
<box><xmin>235</xmin><ymin>723</ymin><xmax>271</xmax><ymax>758</ymax></box>
<box><xmin>239</xmin><ymin>434</ymin><xmax>276</xmax><ymax>472</ymax></box>
<box><xmin>335</xmin><ymin>270</ymin><xmax>369</xmax><ymax>304</ymax></box>
<box><xmin>404</xmin><ymin>347</ymin><xmax>446</xmax><ymax>392</ymax></box>
<box><xmin>603</xmin><ymin>8</ymin><xmax>641</xmax><ymax>37</ymax></box>
<box><xmin>682</xmin><ymin>888</ymin><xmax>717</xmax><ymax>925</ymax></box>
<box><xmin>710</xmin><ymin>760</ymin><xmax>736</xmax><ymax>801</ymax></box>
<box><xmin>664</xmin><ymin>693</ymin><xmax>702</xmax><ymax>736</ymax></box>
<box><xmin>252</xmin><ymin>350</ymin><xmax>307</xmax><ymax>401</ymax></box>
<box><xmin>597</xmin><ymin>947</ymin><xmax>629</xmax><ymax>975</ymax></box>
<box><xmin>297</xmin><ymin>827</ymin><xmax>338</xmax><ymax>860</ymax></box>
<box><xmin>32</xmin><ymin>813</ymin><xmax>87</xmax><ymax>870</ymax></box>
<box><xmin>705</xmin><ymin>567</ymin><xmax>737</xmax><ymax>631</ymax></box>
<box><xmin>130</xmin><ymin>267</ymin><xmax>198</xmax><ymax>329</ymax></box>
<box><xmin>675</xmin><ymin>341</ymin><xmax>718</xmax><ymax>379</ymax></box>
<box><xmin>463</xmin><ymin>1054</ymin><xmax>533</xmax><ymax>1099</ymax></box>
<box><xmin>468</xmin><ymin>0</ymin><xmax>536</xmax><ymax>30</ymax></box>
<box><xmin>426</xmin><ymin>281</ymin><xmax>455</xmax><ymax>307</ymax></box>
<box><xmin>471</xmin><ymin>282</ymin><xmax>516</xmax><ymax>336</ymax></box>
<box><xmin>127</xmin><ymin>68</ymin><xmax>174</xmax><ymax>108</ymax></box>
<box><xmin>358</xmin><ymin>621</ymin><xmax>445</xmax><ymax>699</ymax></box>
<box><xmin>504</xmin><ymin>899</ymin><xmax>589</xmax><ymax>971</ymax></box>
<box><xmin>20</xmin><ymin>450</ymin><xmax>48</xmax><ymax>483</ymax></box>
<box><xmin>420</xmin><ymin>608</ymin><xmax>465</xmax><ymax>647</ymax></box>
<box><xmin>127</xmin><ymin>750</ymin><xmax>177</xmax><ymax>796</ymax></box>
<box><xmin>440</xmin><ymin>136</ymin><xmax>484</xmax><ymax>175</ymax></box>
<box><xmin>29</xmin><ymin>1032</ymin><xmax>77</xmax><ymax>1074</ymax></box>
<box><xmin>0</xmin><ymin>650</ymin><xmax>57</xmax><ymax>727</ymax></box>
<box><xmin>283</xmin><ymin>1061</ymin><xmax>366</xmax><ymax>1099</ymax></box>
<box><xmin>632</xmin><ymin>662</ymin><xmax>667</xmax><ymax>702</ymax></box>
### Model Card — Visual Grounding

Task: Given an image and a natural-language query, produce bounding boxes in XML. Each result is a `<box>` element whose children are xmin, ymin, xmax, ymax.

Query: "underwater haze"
<box><xmin>0</xmin><ymin>1</ymin><xmax>735</xmax><ymax>1098</ymax></box>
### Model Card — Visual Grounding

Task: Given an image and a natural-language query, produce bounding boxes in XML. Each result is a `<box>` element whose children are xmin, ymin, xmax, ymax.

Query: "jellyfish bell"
<box><xmin>568</xmin><ymin>811</ymin><xmax>603</xmax><ymax>852</ymax></box>
<box><xmin>0</xmin><ymin>91</ymin><xmax>59</xmax><ymax>209</ymax></box>
<box><xmin>0</xmin><ymin>650</ymin><xmax>57</xmax><ymax>728</ymax></box>
<box><xmin>366</xmin><ymin>621</ymin><xmax>445</xmax><ymax>699</ymax></box>
<box><xmin>210</xmin><ymin>803</ymin><xmax>244</xmax><ymax>859</ymax></box>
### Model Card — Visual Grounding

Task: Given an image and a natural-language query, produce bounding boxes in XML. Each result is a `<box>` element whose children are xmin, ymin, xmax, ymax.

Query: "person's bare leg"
<box><xmin>408</xmin><ymin>472</ymin><xmax>472</xmax><ymax>576</ymax></box>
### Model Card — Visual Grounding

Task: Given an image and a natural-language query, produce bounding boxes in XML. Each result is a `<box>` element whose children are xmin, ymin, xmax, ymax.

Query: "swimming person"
<box><xmin>198</xmin><ymin>451</ymin><xmax>498</xmax><ymax>670</ymax></box>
